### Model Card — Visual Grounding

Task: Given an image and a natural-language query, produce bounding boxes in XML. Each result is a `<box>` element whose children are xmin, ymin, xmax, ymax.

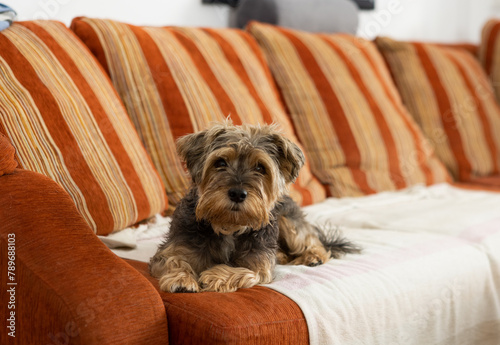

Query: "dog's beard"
<box><xmin>196</xmin><ymin>187</ymin><xmax>272</xmax><ymax>236</ymax></box>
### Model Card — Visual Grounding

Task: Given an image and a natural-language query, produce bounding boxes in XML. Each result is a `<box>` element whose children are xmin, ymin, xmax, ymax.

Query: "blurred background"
<box><xmin>8</xmin><ymin>0</ymin><xmax>500</xmax><ymax>42</ymax></box>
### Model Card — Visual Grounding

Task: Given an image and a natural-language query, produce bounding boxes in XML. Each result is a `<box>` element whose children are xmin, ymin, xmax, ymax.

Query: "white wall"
<box><xmin>11</xmin><ymin>0</ymin><xmax>230</xmax><ymax>27</ymax></box>
<box><xmin>358</xmin><ymin>0</ymin><xmax>500</xmax><ymax>43</ymax></box>
<box><xmin>8</xmin><ymin>0</ymin><xmax>500</xmax><ymax>43</ymax></box>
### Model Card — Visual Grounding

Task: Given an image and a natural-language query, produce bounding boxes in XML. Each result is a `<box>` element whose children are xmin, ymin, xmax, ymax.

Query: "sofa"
<box><xmin>1</xmin><ymin>11</ymin><xmax>500</xmax><ymax>345</ymax></box>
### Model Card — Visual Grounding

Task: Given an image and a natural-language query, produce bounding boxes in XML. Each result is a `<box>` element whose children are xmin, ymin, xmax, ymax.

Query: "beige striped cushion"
<box><xmin>480</xmin><ymin>19</ymin><xmax>500</xmax><ymax>102</ymax></box>
<box><xmin>377</xmin><ymin>36</ymin><xmax>500</xmax><ymax>181</ymax></box>
<box><xmin>70</xmin><ymin>17</ymin><xmax>325</xmax><ymax>206</ymax></box>
<box><xmin>0</xmin><ymin>21</ymin><xmax>167</xmax><ymax>235</ymax></box>
<box><xmin>248</xmin><ymin>22</ymin><xmax>450</xmax><ymax>197</ymax></box>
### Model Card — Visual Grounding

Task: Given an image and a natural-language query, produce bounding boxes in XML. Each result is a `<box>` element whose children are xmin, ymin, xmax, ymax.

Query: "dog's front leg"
<box><xmin>199</xmin><ymin>257</ymin><xmax>274</xmax><ymax>293</ymax></box>
<box><xmin>150</xmin><ymin>244</ymin><xmax>200</xmax><ymax>293</ymax></box>
<box><xmin>199</xmin><ymin>265</ymin><xmax>259</xmax><ymax>292</ymax></box>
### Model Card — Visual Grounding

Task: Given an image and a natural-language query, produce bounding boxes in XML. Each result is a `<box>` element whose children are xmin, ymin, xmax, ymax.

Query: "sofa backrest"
<box><xmin>2</xmin><ymin>16</ymin><xmax>498</xmax><ymax>236</ymax></box>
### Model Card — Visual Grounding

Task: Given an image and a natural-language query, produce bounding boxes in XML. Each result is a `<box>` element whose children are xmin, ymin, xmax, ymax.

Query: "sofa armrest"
<box><xmin>0</xmin><ymin>133</ymin><xmax>17</xmax><ymax>176</ymax></box>
<box><xmin>0</xmin><ymin>169</ymin><xmax>168</xmax><ymax>345</ymax></box>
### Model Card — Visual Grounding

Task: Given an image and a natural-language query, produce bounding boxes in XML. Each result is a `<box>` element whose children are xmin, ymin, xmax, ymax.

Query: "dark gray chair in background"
<box><xmin>230</xmin><ymin>0</ymin><xmax>359</xmax><ymax>34</ymax></box>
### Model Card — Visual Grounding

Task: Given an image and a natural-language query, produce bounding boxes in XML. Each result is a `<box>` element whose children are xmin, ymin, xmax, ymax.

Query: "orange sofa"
<box><xmin>1</xmin><ymin>17</ymin><xmax>500</xmax><ymax>345</ymax></box>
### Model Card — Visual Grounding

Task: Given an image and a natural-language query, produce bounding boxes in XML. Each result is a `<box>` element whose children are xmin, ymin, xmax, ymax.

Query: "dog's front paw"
<box><xmin>159</xmin><ymin>272</ymin><xmax>199</xmax><ymax>293</ymax></box>
<box><xmin>199</xmin><ymin>265</ymin><xmax>259</xmax><ymax>293</ymax></box>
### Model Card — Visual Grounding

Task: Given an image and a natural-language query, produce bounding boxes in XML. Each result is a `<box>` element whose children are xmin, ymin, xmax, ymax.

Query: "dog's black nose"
<box><xmin>228</xmin><ymin>188</ymin><xmax>247</xmax><ymax>203</ymax></box>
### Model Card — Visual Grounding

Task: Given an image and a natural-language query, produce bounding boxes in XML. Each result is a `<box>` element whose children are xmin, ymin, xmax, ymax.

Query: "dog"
<box><xmin>150</xmin><ymin>122</ymin><xmax>359</xmax><ymax>293</ymax></box>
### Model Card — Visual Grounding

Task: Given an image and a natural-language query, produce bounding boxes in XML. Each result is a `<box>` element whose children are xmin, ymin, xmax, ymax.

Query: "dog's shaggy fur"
<box><xmin>150</xmin><ymin>122</ymin><xmax>359</xmax><ymax>293</ymax></box>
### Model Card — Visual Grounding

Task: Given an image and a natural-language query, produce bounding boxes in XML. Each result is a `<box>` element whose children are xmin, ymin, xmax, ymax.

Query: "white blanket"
<box><xmin>101</xmin><ymin>183</ymin><xmax>500</xmax><ymax>345</ymax></box>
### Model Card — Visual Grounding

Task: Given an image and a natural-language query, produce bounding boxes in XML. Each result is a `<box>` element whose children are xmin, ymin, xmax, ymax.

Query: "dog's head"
<box><xmin>176</xmin><ymin>122</ymin><xmax>305</xmax><ymax>235</ymax></box>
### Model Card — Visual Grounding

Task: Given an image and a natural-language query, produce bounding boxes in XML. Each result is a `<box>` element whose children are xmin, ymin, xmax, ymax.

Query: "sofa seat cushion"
<box><xmin>0</xmin><ymin>21</ymin><xmax>167</xmax><ymax>235</ymax></box>
<box><xmin>376</xmin><ymin>37</ymin><xmax>500</xmax><ymax>183</ymax></box>
<box><xmin>125</xmin><ymin>260</ymin><xmax>309</xmax><ymax>345</ymax></box>
<box><xmin>248</xmin><ymin>22</ymin><xmax>451</xmax><ymax>198</ymax></box>
<box><xmin>453</xmin><ymin>181</ymin><xmax>500</xmax><ymax>192</ymax></box>
<box><xmin>70</xmin><ymin>17</ymin><xmax>326</xmax><ymax>207</ymax></box>
<box><xmin>113</xmin><ymin>183</ymin><xmax>500</xmax><ymax>345</ymax></box>
<box><xmin>465</xmin><ymin>175</ymin><xmax>500</xmax><ymax>189</ymax></box>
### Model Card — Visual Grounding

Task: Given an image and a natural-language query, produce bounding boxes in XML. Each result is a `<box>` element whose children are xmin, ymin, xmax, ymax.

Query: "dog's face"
<box><xmin>176</xmin><ymin>122</ymin><xmax>305</xmax><ymax>235</ymax></box>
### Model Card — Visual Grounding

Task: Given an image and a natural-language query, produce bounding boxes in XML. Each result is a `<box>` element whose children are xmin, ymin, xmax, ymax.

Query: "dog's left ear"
<box><xmin>271</xmin><ymin>134</ymin><xmax>305</xmax><ymax>183</ymax></box>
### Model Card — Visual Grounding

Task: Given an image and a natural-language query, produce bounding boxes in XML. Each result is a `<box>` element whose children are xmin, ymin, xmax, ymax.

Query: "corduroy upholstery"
<box><xmin>465</xmin><ymin>175</ymin><xmax>500</xmax><ymax>189</ymax></box>
<box><xmin>377</xmin><ymin>36</ymin><xmax>500</xmax><ymax>182</ymax></box>
<box><xmin>0</xmin><ymin>133</ymin><xmax>16</xmax><ymax>176</ymax></box>
<box><xmin>248</xmin><ymin>22</ymin><xmax>451</xmax><ymax>197</ymax></box>
<box><xmin>0</xmin><ymin>21</ymin><xmax>167</xmax><ymax>235</ymax></box>
<box><xmin>0</xmin><ymin>169</ymin><xmax>169</xmax><ymax>345</ymax></box>
<box><xmin>127</xmin><ymin>260</ymin><xmax>309</xmax><ymax>345</ymax></box>
<box><xmin>70</xmin><ymin>17</ymin><xmax>326</xmax><ymax>207</ymax></box>
<box><xmin>453</xmin><ymin>180</ymin><xmax>500</xmax><ymax>192</ymax></box>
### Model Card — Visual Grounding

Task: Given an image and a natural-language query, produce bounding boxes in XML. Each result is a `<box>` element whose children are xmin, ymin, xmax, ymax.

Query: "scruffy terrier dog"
<box><xmin>150</xmin><ymin>122</ymin><xmax>359</xmax><ymax>293</ymax></box>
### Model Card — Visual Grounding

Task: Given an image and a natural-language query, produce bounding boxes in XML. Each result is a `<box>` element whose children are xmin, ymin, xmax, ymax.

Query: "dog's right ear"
<box><xmin>176</xmin><ymin>130</ymin><xmax>207</xmax><ymax>184</ymax></box>
<box><xmin>270</xmin><ymin>133</ymin><xmax>305</xmax><ymax>184</ymax></box>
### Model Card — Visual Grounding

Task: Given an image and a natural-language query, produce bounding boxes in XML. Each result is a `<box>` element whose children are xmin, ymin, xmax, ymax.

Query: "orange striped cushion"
<box><xmin>0</xmin><ymin>21</ymin><xmax>167</xmax><ymax>235</ymax></box>
<box><xmin>440</xmin><ymin>43</ymin><xmax>479</xmax><ymax>57</ymax></box>
<box><xmin>70</xmin><ymin>17</ymin><xmax>325</xmax><ymax>206</ymax></box>
<box><xmin>248</xmin><ymin>22</ymin><xmax>450</xmax><ymax>197</ymax></box>
<box><xmin>377</xmin><ymin>36</ymin><xmax>500</xmax><ymax>181</ymax></box>
<box><xmin>480</xmin><ymin>19</ymin><xmax>500</xmax><ymax>102</ymax></box>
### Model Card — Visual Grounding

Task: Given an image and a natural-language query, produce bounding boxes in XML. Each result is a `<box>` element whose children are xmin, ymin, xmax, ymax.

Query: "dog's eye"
<box><xmin>255</xmin><ymin>164</ymin><xmax>266</xmax><ymax>175</ymax></box>
<box><xmin>214</xmin><ymin>158</ymin><xmax>227</xmax><ymax>169</ymax></box>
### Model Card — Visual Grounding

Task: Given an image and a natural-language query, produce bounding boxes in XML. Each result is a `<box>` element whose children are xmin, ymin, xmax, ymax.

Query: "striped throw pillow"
<box><xmin>248</xmin><ymin>22</ymin><xmax>450</xmax><ymax>197</ymax></box>
<box><xmin>480</xmin><ymin>19</ymin><xmax>500</xmax><ymax>102</ymax></box>
<box><xmin>70</xmin><ymin>17</ymin><xmax>325</xmax><ymax>206</ymax></box>
<box><xmin>377</xmin><ymin>36</ymin><xmax>500</xmax><ymax>181</ymax></box>
<box><xmin>0</xmin><ymin>21</ymin><xmax>167</xmax><ymax>235</ymax></box>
